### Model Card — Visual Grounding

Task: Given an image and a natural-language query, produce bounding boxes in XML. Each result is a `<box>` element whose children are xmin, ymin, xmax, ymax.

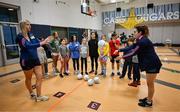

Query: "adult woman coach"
<box><xmin>114</xmin><ymin>25</ymin><xmax>162</xmax><ymax>107</ymax></box>
<box><xmin>16</xmin><ymin>20</ymin><xmax>50</xmax><ymax>102</ymax></box>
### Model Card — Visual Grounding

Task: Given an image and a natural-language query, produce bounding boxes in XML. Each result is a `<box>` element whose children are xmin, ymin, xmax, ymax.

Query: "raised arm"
<box><xmin>118</xmin><ymin>44</ymin><xmax>135</xmax><ymax>52</ymax></box>
<box><xmin>21</xmin><ymin>38</ymin><xmax>40</xmax><ymax>49</ymax></box>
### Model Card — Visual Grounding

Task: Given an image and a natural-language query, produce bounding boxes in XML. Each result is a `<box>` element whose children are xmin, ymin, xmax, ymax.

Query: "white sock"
<box><xmin>112</xmin><ymin>69</ymin><xmax>114</xmax><ymax>73</ymax></box>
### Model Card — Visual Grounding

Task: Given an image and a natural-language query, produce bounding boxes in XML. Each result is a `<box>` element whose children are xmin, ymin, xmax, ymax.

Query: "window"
<box><xmin>0</xmin><ymin>7</ymin><xmax>18</xmax><ymax>22</ymax></box>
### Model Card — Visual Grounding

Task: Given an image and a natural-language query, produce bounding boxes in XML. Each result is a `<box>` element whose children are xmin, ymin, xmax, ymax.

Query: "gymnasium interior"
<box><xmin>0</xmin><ymin>0</ymin><xmax>180</xmax><ymax>112</ymax></box>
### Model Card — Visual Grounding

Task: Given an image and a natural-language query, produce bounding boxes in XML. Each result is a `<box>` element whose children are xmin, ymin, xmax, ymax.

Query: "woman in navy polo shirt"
<box><xmin>16</xmin><ymin>20</ymin><xmax>50</xmax><ymax>102</ymax></box>
<box><xmin>114</xmin><ymin>25</ymin><xmax>162</xmax><ymax>107</ymax></box>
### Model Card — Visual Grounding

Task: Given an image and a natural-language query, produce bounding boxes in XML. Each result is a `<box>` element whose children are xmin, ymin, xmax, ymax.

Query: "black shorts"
<box><xmin>20</xmin><ymin>58</ymin><xmax>41</xmax><ymax>71</ymax></box>
<box><xmin>110</xmin><ymin>55</ymin><xmax>120</xmax><ymax>63</ymax></box>
<box><xmin>146</xmin><ymin>68</ymin><xmax>160</xmax><ymax>74</ymax></box>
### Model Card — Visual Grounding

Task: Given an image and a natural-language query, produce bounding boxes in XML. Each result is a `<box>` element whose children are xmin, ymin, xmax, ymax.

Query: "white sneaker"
<box><xmin>53</xmin><ymin>68</ymin><xmax>58</xmax><ymax>75</ymax></box>
<box><xmin>75</xmin><ymin>70</ymin><xmax>80</xmax><ymax>75</ymax></box>
<box><xmin>52</xmin><ymin>71</ymin><xmax>58</xmax><ymax>76</ymax></box>
<box><xmin>74</xmin><ymin>71</ymin><xmax>77</xmax><ymax>75</ymax></box>
<box><xmin>35</xmin><ymin>95</ymin><xmax>49</xmax><ymax>102</ymax></box>
<box><xmin>66</xmin><ymin>70</ymin><xmax>70</xmax><ymax>74</ymax></box>
<box><xmin>45</xmin><ymin>72</ymin><xmax>50</xmax><ymax>75</ymax></box>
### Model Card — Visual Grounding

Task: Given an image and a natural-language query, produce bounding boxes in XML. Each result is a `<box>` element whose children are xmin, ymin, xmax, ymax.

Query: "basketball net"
<box><xmin>88</xmin><ymin>9</ymin><xmax>96</xmax><ymax>17</ymax></box>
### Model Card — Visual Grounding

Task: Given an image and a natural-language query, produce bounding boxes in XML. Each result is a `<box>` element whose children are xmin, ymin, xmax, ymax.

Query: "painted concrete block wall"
<box><xmin>1</xmin><ymin>0</ymin><xmax>102</xmax><ymax>30</ymax></box>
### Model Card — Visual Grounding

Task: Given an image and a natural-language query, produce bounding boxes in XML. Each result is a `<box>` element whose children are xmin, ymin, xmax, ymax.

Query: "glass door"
<box><xmin>0</xmin><ymin>23</ymin><xmax>19</xmax><ymax>66</ymax></box>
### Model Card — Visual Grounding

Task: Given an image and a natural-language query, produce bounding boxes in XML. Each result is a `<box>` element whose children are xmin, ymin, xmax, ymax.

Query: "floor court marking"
<box><xmin>141</xmin><ymin>75</ymin><xmax>180</xmax><ymax>90</ymax></box>
<box><xmin>161</xmin><ymin>67</ymin><xmax>180</xmax><ymax>73</ymax></box>
<box><xmin>0</xmin><ymin>69</ymin><xmax>22</xmax><ymax>77</ymax></box>
<box><xmin>169</xmin><ymin>48</ymin><xmax>180</xmax><ymax>55</ymax></box>
<box><xmin>87</xmin><ymin>101</ymin><xmax>101</xmax><ymax>110</ymax></box>
<box><xmin>158</xmin><ymin>54</ymin><xmax>178</xmax><ymax>56</ymax></box>
<box><xmin>10</xmin><ymin>79</ymin><xmax>20</xmax><ymax>83</ymax></box>
<box><xmin>47</xmin><ymin>81</ymin><xmax>86</xmax><ymax>112</ymax></box>
<box><xmin>0</xmin><ymin>61</ymin><xmax>53</xmax><ymax>77</ymax></box>
<box><xmin>161</xmin><ymin>60</ymin><xmax>180</xmax><ymax>64</ymax></box>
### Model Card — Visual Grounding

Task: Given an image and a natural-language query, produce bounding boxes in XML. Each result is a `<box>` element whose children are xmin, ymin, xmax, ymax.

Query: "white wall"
<box><xmin>1</xmin><ymin>0</ymin><xmax>102</xmax><ymax>30</ymax></box>
<box><xmin>116</xmin><ymin>23</ymin><xmax>180</xmax><ymax>44</ymax></box>
<box><xmin>149</xmin><ymin>23</ymin><xmax>180</xmax><ymax>44</ymax></box>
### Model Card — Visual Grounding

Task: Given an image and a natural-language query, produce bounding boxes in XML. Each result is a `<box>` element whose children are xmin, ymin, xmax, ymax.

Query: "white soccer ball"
<box><xmin>98</xmin><ymin>40</ymin><xmax>106</xmax><ymax>48</ymax></box>
<box><xmin>94</xmin><ymin>77</ymin><xmax>100</xmax><ymax>84</ymax></box>
<box><xmin>84</xmin><ymin>75</ymin><xmax>89</xmax><ymax>81</ymax></box>
<box><xmin>77</xmin><ymin>74</ymin><xmax>83</xmax><ymax>80</ymax></box>
<box><xmin>87</xmin><ymin>79</ymin><xmax>94</xmax><ymax>86</ymax></box>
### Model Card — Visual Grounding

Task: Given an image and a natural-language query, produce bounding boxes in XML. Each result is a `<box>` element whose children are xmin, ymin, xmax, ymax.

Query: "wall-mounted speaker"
<box><xmin>33</xmin><ymin>0</ymin><xmax>39</xmax><ymax>3</ymax></box>
<box><xmin>147</xmin><ymin>3</ymin><xmax>154</xmax><ymax>9</ymax></box>
<box><xmin>116</xmin><ymin>7</ymin><xmax>121</xmax><ymax>12</ymax></box>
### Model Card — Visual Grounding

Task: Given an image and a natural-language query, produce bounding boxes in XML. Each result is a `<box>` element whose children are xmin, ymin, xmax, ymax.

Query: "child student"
<box><xmin>80</xmin><ymin>38</ymin><xmax>89</xmax><ymax>75</ymax></box>
<box><xmin>128</xmin><ymin>38</ymin><xmax>141</xmax><ymax>87</ymax></box>
<box><xmin>120</xmin><ymin>38</ymin><xmax>133</xmax><ymax>80</ymax></box>
<box><xmin>64</xmin><ymin>38</ymin><xmax>70</xmax><ymax>74</ymax></box>
<box><xmin>59</xmin><ymin>38</ymin><xmax>69</xmax><ymax>78</ymax></box>
<box><xmin>37</xmin><ymin>38</ymin><xmax>48</xmax><ymax>78</ymax></box>
<box><xmin>41</xmin><ymin>36</ymin><xmax>52</xmax><ymax>76</ymax></box>
<box><xmin>109</xmin><ymin>32</ymin><xmax>121</xmax><ymax>76</ymax></box>
<box><xmin>98</xmin><ymin>35</ymin><xmax>109</xmax><ymax>77</ymax></box>
<box><xmin>69</xmin><ymin>35</ymin><xmax>80</xmax><ymax>75</ymax></box>
<box><xmin>88</xmin><ymin>32</ymin><xmax>99</xmax><ymax>75</ymax></box>
<box><xmin>49</xmin><ymin>32</ymin><xmax>60</xmax><ymax>75</ymax></box>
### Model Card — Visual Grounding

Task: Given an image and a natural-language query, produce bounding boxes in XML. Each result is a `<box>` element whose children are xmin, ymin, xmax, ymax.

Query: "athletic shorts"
<box><xmin>146</xmin><ymin>68</ymin><xmax>161</xmax><ymax>74</ymax></box>
<box><xmin>110</xmin><ymin>55</ymin><xmax>120</xmax><ymax>63</ymax></box>
<box><xmin>20</xmin><ymin>58</ymin><xmax>41</xmax><ymax>70</ymax></box>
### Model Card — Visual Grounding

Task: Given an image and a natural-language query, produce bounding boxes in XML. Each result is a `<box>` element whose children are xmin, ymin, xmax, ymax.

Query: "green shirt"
<box><xmin>49</xmin><ymin>38</ymin><xmax>60</xmax><ymax>53</ymax></box>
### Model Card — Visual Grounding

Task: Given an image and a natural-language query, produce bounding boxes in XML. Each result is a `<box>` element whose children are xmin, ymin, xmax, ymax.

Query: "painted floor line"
<box><xmin>47</xmin><ymin>81</ymin><xmax>85</xmax><ymax>112</ymax></box>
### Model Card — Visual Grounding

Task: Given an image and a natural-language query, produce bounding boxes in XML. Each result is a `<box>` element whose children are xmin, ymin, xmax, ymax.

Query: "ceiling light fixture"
<box><xmin>110</xmin><ymin>0</ymin><xmax>116</xmax><ymax>3</ymax></box>
<box><xmin>8</xmin><ymin>8</ymin><xmax>14</xmax><ymax>11</ymax></box>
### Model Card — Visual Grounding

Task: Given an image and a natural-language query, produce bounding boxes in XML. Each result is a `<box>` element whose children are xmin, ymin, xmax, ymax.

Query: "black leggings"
<box><xmin>90</xmin><ymin>56</ymin><xmax>98</xmax><ymax>71</ymax></box>
<box><xmin>81</xmin><ymin>57</ymin><xmax>87</xmax><ymax>72</ymax></box>
<box><xmin>44</xmin><ymin>63</ymin><xmax>48</xmax><ymax>73</ymax></box>
<box><xmin>72</xmin><ymin>58</ymin><xmax>79</xmax><ymax>71</ymax></box>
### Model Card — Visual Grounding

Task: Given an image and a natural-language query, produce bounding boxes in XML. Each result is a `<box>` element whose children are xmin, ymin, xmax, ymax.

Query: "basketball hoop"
<box><xmin>88</xmin><ymin>9</ymin><xmax>96</xmax><ymax>17</ymax></box>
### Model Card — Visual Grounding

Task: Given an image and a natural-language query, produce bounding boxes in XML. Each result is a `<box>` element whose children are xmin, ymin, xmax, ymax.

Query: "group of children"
<box><xmin>37</xmin><ymin>31</ymin><xmax>141</xmax><ymax>87</ymax></box>
<box><xmin>18</xmin><ymin>21</ymin><xmax>160</xmax><ymax>106</ymax></box>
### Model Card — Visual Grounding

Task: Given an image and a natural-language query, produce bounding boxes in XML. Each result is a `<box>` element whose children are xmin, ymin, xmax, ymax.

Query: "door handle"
<box><xmin>2</xmin><ymin>44</ymin><xmax>5</xmax><ymax>49</ymax></box>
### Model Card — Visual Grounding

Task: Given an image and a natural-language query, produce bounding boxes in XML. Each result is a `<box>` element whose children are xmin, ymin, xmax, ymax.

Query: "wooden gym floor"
<box><xmin>0</xmin><ymin>47</ymin><xmax>180</xmax><ymax>112</ymax></box>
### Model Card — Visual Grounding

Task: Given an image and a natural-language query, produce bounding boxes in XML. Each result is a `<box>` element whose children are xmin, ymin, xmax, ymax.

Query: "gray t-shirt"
<box><xmin>132</xmin><ymin>55</ymin><xmax>139</xmax><ymax>63</ymax></box>
<box><xmin>80</xmin><ymin>44</ymin><xmax>88</xmax><ymax>58</ymax></box>
<box><xmin>37</xmin><ymin>47</ymin><xmax>47</xmax><ymax>64</ymax></box>
<box><xmin>59</xmin><ymin>45</ymin><xmax>68</xmax><ymax>58</ymax></box>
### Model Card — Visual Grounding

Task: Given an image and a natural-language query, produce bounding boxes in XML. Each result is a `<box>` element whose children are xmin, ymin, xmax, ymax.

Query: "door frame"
<box><xmin>0</xmin><ymin>23</ymin><xmax>20</xmax><ymax>66</ymax></box>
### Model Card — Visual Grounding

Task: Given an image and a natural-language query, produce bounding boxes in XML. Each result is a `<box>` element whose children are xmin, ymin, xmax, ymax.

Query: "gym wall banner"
<box><xmin>102</xmin><ymin>3</ymin><xmax>180</xmax><ymax>27</ymax></box>
<box><xmin>117</xmin><ymin>8</ymin><xmax>144</xmax><ymax>30</ymax></box>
